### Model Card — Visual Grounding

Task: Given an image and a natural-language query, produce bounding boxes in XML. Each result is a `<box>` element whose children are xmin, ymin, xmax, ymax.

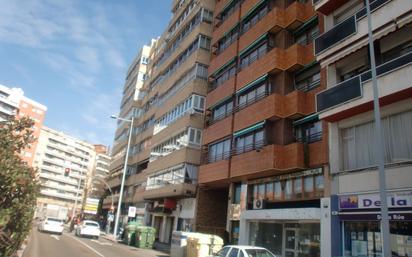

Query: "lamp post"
<box><xmin>110</xmin><ymin>115</ymin><xmax>134</xmax><ymax>238</ymax></box>
<box><xmin>365</xmin><ymin>1</ymin><xmax>391</xmax><ymax>256</ymax></box>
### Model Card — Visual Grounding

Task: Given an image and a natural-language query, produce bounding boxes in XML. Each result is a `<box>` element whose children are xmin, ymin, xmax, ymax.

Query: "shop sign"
<box><xmin>340</xmin><ymin>212</ymin><xmax>412</xmax><ymax>221</ymax></box>
<box><xmin>339</xmin><ymin>191</ymin><xmax>412</xmax><ymax>210</ymax></box>
<box><xmin>229</xmin><ymin>204</ymin><xmax>241</xmax><ymax>220</ymax></box>
<box><xmin>128</xmin><ymin>206</ymin><xmax>136</xmax><ymax>217</ymax></box>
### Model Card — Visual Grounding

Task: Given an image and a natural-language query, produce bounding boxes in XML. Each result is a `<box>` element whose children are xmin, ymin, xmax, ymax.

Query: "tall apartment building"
<box><xmin>103</xmin><ymin>41</ymin><xmax>156</xmax><ymax>226</ymax></box>
<box><xmin>34</xmin><ymin>127</ymin><xmax>96</xmax><ymax>218</ymax></box>
<box><xmin>87</xmin><ymin>145</ymin><xmax>111</xmax><ymax>198</ymax></box>
<box><xmin>314</xmin><ymin>0</ymin><xmax>412</xmax><ymax>256</ymax></box>
<box><xmin>0</xmin><ymin>84</ymin><xmax>47</xmax><ymax>166</ymax></box>
<box><xmin>196</xmin><ymin>0</ymin><xmax>328</xmax><ymax>256</ymax></box>
<box><xmin>104</xmin><ymin>0</ymin><xmax>215</xmax><ymax>244</ymax></box>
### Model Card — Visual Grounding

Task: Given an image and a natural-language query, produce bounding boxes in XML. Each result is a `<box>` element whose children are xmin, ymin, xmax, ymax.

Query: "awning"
<box><xmin>241</xmin><ymin>0</ymin><xmax>267</xmax><ymax>22</ymax></box>
<box><xmin>208</xmin><ymin>94</ymin><xmax>233</xmax><ymax>110</ymax></box>
<box><xmin>233</xmin><ymin>121</ymin><xmax>266</xmax><ymax>137</ymax></box>
<box><xmin>292</xmin><ymin>113</ymin><xmax>319</xmax><ymax>126</ymax></box>
<box><xmin>236</xmin><ymin>74</ymin><xmax>268</xmax><ymax>95</ymax></box>
<box><xmin>222</xmin><ymin>22</ymin><xmax>240</xmax><ymax>38</ymax></box>
<box><xmin>210</xmin><ymin>57</ymin><xmax>236</xmax><ymax>78</ymax></box>
<box><xmin>292</xmin><ymin>16</ymin><xmax>318</xmax><ymax>36</ymax></box>
<box><xmin>220</xmin><ymin>0</ymin><xmax>236</xmax><ymax>16</ymax></box>
<box><xmin>238</xmin><ymin>33</ymin><xmax>268</xmax><ymax>57</ymax></box>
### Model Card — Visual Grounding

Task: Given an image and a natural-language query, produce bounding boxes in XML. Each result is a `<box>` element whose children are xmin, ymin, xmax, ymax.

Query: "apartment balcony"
<box><xmin>129</xmin><ymin>148</ymin><xmax>151</xmax><ymax>165</ymax></box>
<box><xmin>40</xmin><ymin>189</ymin><xmax>80</xmax><ymax>201</ymax></box>
<box><xmin>209</xmin><ymin>43</ymin><xmax>238</xmax><ymax>76</ymax></box>
<box><xmin>239</xmin><ymin>2</ymin><xmax>315</xmax><ymax>51</ymax></box>
<box><xmin>315</xmin><ymin>0</ymin><xmax>410</xmax><ymax>64</ymax></box>
<box><xmin>237</xmin><ymin>44</ymin><xmax>314</xmax><ymax>90</ymax></box>
<box><xmin>233</xmin><ymin>91</ymin><xmax>314</xmax><ymax>131</ymax></box>
<box><xmin>145</xmin><ymin>148</ymin><xmax>201</xmax><ymax>175</ymax></box>
<box><xmin>215</xmin><ymin>0</ymin><xmax>234</xmax><ymax>17</ymax></box>
<box><xmin>207</xmin><ymin>76</ymin><xmax>236</xmax><ymax>109</ymax></box>
<box><xmin>312</xmin><ymin>0</ymin><xmax>347</xmax><ymax>15</ymax></box>
<box><xmin>143</xmin><ymin>183</ymin><xmax>197</xmax><ymax>200</ymax></box>
<box><xmin>317</xmin><ymin>51</ymin><xmax>412</xmax><ymax>121</ymax></box>
<box><xmin>203</xmin><ymin>115</ymin><xmax>233</xmax><ymax>145</ymax></box>
<box><xmin>103</xmin><ymin>193</ymin><xmax>120</xmax><ymax>206</ymax></box>
<box><xmin>42</xmin><ymin>183</ymin><xmax>79</xmax><ymax>194</ymax></box>
<box><xmin>212</xmin><ymin>6</ymin><xmax>240</xmax><ymax>46</ymax></box>
<box><xmin>109</xmin><ymin>153</ymin><xmax>125</xmax><ymax>171</ymax></box>
<box><xmin>307</xmin><ymin>140</ymin><xmax>328</xmax><ymax>167</ymax></box>
<box><xmin>230</xmin><ymin>143</ymin><xmax>305</xmax><ymax>178</ymax></box>
<box><xmin>107</xmin><ymin>175</ymin><xmax>121</xmax><ymax>188</ymax></box>
<box><xmin>198</xmin><ymin>159</ymin><xmax>230</xmax><ymax>184</ymax></box>
<box><xmin>39</xmin><ymin>172</ymin><xmax>78</xmax><ymax>186</ymax></box>
<box><xmin>131</xmin><ymin>187</ymin><xmax>146</xmax><ymax>204</ymax></box>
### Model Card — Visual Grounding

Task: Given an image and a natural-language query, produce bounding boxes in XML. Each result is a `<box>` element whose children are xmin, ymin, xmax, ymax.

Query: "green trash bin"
<box><xmin>135</xmin><ymin>226</ymin><xmax>156</xmax><ymax>249</ymax></box>
<box><xmin>123</xmin><ymin>222</ymin><xmax>140</xmax><ymax>246</ymax></box>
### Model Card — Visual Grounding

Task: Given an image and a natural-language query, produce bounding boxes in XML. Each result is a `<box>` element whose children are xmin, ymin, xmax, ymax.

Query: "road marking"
<box><xmin>91</xmin><ymin>239</ymin><xmax>112</xmax><ymax>246</ymax></box>
<box><xmin>66</xmin><ymin>235</ymin><xmax>105</xmax><ymax>257</ymax></box>
<box><xmin>50</xmin><ymin>235</ymin><xmax>60</xmax><ymax>241</ymax></box>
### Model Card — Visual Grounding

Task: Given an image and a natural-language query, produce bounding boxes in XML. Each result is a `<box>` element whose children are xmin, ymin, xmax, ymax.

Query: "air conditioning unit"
<box><xmin>253</xmin><ymin>199</ymin><xmax>265</xmax><ymax>210</ymax></box>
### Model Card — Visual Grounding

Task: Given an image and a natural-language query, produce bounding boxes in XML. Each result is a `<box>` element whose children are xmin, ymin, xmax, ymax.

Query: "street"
<box><xmin>23</xmin><ymin>227</ymin><xmax>169</xmax><ymax>257</ymax></box>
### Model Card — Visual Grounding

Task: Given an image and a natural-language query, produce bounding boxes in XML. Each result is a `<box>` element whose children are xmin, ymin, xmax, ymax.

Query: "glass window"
<box><xmin>231</xmin><ymin>221</ymin><xmax>240</xmax><ymax>245</ymax></box>
<box><xmin>217</xmin><ymin>247</ymin><xmax>231</xmax><ymax>257</ymax></box>
<box><xmin>315</xmin><ymin>175</ymin><xmax>324</xmax><ymax>190</ymax></box>
<box><xmin>294</xmin><ymin>65</ymin><xmax>321</xmax><ymax>92</ymax></box>
<box><xmin>285</xmin><ymin>180</ymin><xmax>292</xmax><ymax>200</ymax></box>
<box><xmin>294</xmin><ymin>178</ymin><xmax>303</xmax><ymax>198</ymax></box>
<box><xmin>265</xmin><ymin>183</ymin><xmax>274</xmax><ymax>201</ymax></box>
<box><xmin>249</xmin><ymin>222</ymin><xmax>283</xmax><ymax>255</ymax></box>
<box><xmin>274</xmin><ymin>181</ymin><xmax>281</xmax><ymax>200</ymax></box>
<box><xmin>233</xmin><ymin>183</ymin><xmax>241</xmax><ymax>204</ymax></box>
<box><xmin>304</xmin><ymin>176</ymin><xmax>314</xmax><ymax>193</ymax></box>
<box><xmin>228</xmin><ymin>248</ymin><xmax>239</xmax><ymax>257</ymax></box>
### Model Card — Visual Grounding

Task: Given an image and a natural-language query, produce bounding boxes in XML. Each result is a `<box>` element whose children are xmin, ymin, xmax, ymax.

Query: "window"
<box><xmin>141</xmin><ymin>56</ymin><xmax>149</xmax><ymax>64</ymax></box>
<box><xmin>240</xmin><ymin>38</ymin><xmax>272</xmax><ymax>70</ymax></box>
<box><xmin>217</xmin><ymin>26</ymin><xmax>239</xmax><ymax>54</ymax></box>
<box><xmin>237</xmin><ymin>80</ymin><xmax>269</xmax><ymax>109</ymax></box>
<box><xmin>235</xmin><ymin>129</ymin><xmax>265</xmax><ymax>154</ymax></box>
<box><xmin>216</xmin><ymin>247</ymin><xmax>231</xmax><ymax>257</ymax></box>
<box><xmin>228</xmin><ymin>248</ymin><xmax>239</xmax><ymax>257</ymax></box>
<box><xmin>294</xmin><ymin>120</ymin><xmax>322</xmax><ymax>143</ymax></box>
<box><xmin>380</xmin><ymin>24</ymin><xmax>412</xmax><ymax>63</ymax></box>
<box><xmin>146</xmin><ymin>164</ymin><xmax>198</xmax><ymax>189</ymax></box>
<box><xmin>199</xmin><ymin>35</ymin><xmax>211</xmax><ymax>50</ymax></box>
<box><xmin>233</xmin><ymin>183</ymin><xmax>241</xmax><ymax>204</ymax></box>
<box><xmin>231</xmin><ymin>221</ymin><xmax>240</xmax><ymax>246</ymax></box>
<box><xmin>218</xmin><ymin>0</ymin><xmax>241</xmax><ymax>24</ymax></box>
<box><xmin>208</xmin><ymin>138</ymin><xmax>231</xmax><ymax>163</ymax></box>
<box><xmin>341</xmin><ymin>110</ymin><xmax>412</xmax><ymax>170</ymax></box>
<box><xmin>294</xmin><ymin>178</ymin><xmax>303</xmax><ymax>199</ymax></box>
<box><xmin>212</xmin><ymin>62</ymin><xmax>236</xmax><ymax>90</ymax></box>
<box><xmin>241</xmin><ymin>2</ymin><xmax>269</xmax><ymax>33</ymax></box>
<box><xmin>212</xmin><ymin>100</ymin><xmax>233</xmax><ymax>122</ymax></box>
<box><xmin>294</xmin><ymin>64</ymin><xmax>320</xmax><ymax>91</ymax></box>
<box><xmin>293</xmin><ymin>21</ymin><xmax>319</xmax><ymax>46</ymax></box>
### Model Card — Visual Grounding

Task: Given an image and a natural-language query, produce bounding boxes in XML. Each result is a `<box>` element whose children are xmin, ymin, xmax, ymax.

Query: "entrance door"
<box><xmin>153</xmin><ymin>216</ymin><xmax>162</xmax><ymax>241</ymax></box>
<box><xmin>285</xmin><ymin>229</ymin><xmax>299</xmax><ymax>257</ymax></box>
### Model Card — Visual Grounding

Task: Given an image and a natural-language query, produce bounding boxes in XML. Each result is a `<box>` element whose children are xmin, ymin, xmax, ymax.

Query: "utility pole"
<box><xmin>365</xmin><ymin>1</ymin><xmax>391</xmax><ymax>256</ymax></box>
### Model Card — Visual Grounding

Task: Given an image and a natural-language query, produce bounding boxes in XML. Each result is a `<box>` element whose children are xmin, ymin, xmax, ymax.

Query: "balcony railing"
<box><xmin>314</xmin><ymin>0</ymin><xmax>389</xmax><ymax>55</ymax></box>
<box><xmin>316</xmin><ymin>51</ymin><xmax>412</xmax><ymax>112</ymax></box>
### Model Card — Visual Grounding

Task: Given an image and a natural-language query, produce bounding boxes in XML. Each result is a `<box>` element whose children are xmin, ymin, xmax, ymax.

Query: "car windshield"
<box><xmin>245</xmin><ymin>249</ymin><xmax>275</xmax><ymax>257</ymax></box>
<box><xmin>85</xmin><ymin>222</ymin><xmax>99</xmax><ymax>227</ymax></box>
<box><xmin>47</xmin><ymin>218</ymin><xmax>62</xmax><ymax>223</ymax></box>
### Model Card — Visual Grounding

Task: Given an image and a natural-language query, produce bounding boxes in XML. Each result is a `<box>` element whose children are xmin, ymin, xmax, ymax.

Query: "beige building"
<box><xmin>87</xmin><ymin>145</ymin><xmax>111</xmax><ymax>199</ymax></box>
<box><xmin>104</xmin><ymin>0</ymin><xmax>214</xmax><ymax>243</ymax></box>
<box><xmin>34</xmin><ymin>127</ymin><xmax>96</xmax><ymax>218</ymax></box>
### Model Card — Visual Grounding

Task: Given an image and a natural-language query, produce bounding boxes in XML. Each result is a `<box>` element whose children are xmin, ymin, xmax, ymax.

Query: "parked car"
<box><xmin>37</xmin><ymin>217</ymin><xmax>64</xmax><ymax>235</ymax></box>
<box><xmin>75</xmin><ymin>220</ymin><xmax>100</xmax><ymax>239</ymax></box>
<box><xmin>210</xmin><ymin>245</ymin><xmax>277</xmax><ymax>257</ymax></box>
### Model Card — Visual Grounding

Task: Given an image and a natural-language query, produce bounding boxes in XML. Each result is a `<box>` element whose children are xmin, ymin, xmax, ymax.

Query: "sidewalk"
<box><xmin>100</xmin><ymin>232</ymin><xmax>170</xmax><ymax>254</ymax></box>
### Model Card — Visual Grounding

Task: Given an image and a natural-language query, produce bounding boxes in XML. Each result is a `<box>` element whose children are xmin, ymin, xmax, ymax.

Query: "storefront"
<box><xmin>334</xmin><ymin>190</ymin><xmax>412</xmax><ymax>257</ymax></box>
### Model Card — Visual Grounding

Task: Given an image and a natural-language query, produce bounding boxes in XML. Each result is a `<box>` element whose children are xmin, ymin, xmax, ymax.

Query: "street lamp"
<box><xmin>110</xmin><ymin>115</ymin><xmax>134</xmax><ymax>238</ymax></box>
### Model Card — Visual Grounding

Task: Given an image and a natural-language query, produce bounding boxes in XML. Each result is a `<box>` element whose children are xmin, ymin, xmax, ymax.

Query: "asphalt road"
<box><xmin>23</xmin><ymin>227</ymin><xmax>169</xmax><ymax>257</ymax></box>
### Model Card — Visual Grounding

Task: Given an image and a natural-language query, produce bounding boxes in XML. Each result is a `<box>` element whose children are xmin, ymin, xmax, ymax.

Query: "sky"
<box><xmin>0</xmin><ymin>0</ymin><xmax>171</xmax><ymax>148</ymax></box>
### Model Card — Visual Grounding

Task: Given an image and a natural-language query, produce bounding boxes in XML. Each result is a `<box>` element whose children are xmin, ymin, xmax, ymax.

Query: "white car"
<box><xmin>211</xmin><ymin>245</ymin><xmax>277</xmax><ymax>257</ymax></box>
<box><xmin>38</xmin><ymin>217</ymin><xmax>64</xmax><ymax>235</ymax></box>
<box><xmin>75</xmin><ymin>220</ymin><xmax>100</xmax><ymax>239</ymax></box>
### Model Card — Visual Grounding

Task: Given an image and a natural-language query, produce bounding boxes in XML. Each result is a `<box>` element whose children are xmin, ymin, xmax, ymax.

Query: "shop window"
<box><xmin>304</xmin><ymin>176</ymin><xmax>314</xmax><ymax>198</ymax></box>
<box><xmin>341</xmin><ymin>110</ymin><xmax>412</xmax><ymax>171</ymax></box>
<box><xmin>208</xmin><ymin>138</ymin><xmax>231</xmax><ymax>163</ymax></box>
<box><xmin>237</xmin><ymin>80</ymin><xmax>270</xmax><ymax>109</ymax></box>
<box><xmin>274</xmin><ymin>181</ymin><xmax>282</xmax><ymax>200</ymax></box>
<box><xmin>233</xmin><ymin>183</ymin><xmax>242</xmax><ymax>204</ymax></box>
<box><xmin>294</xmin><ymin>120</ymin><xmax>323</xmax><ymax>144</ymax></box>
<box><xmin>249</xmin><ymin>222</ymin><xmax>283</xmax><ymax>255</ymax></box>
<box><xmin>284</xmin><ymin>180</ymin><xmax>293</xmax><ymax>200</ymax></box>
<box><xmin>344</xmin><ymin>221</ymin><xmax>412</xmax><ymax>257</ymax></box>
<box><xmin>294</xmin><ymin>64</ymin><xmax>320</xmax><ymax>92</ymax></box>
